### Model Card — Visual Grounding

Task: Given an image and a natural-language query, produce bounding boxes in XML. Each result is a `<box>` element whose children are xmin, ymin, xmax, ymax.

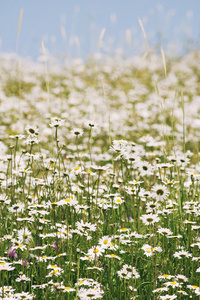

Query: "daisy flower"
<box><xmin>0</xmin><ymin>262</ymin><xmax>15</xmax><ymax>271</ymax></box>
<box><xmin>17</xmin><ymin>227</ymin><xmax>32</xmax><ymax>244</ymax></box>
<box><xmin>140</xmin><ymin>213</ymin><xmax>160</xmax><ymax>225</ymax></box>
<box><xmin>151</xmin><ymin>184</ymin><xmax>169</xmax><ymax>202</ymax></box>
<box><xmin>141</xmin><ymin>244</ymin><xmax>162</xmax><ymax>257</ymax></box>
<box><xmin>105</xmin><ymin>254</ymin><xmax>121</xmax><ymax>260</ymax></box>
<box><xmin>14</xmin><ymin>291</ymin><xmax>34</xmax><ymax>299</ymax></box>
<box><xmin>195</xmin><ymin>287</ymin><xmax>200</xmax><ymax>295</ymax></box>
<box><xmin>49</xmin><ymin>117</ymin><xmax>65</xmax><ymax>128</ymax></box>
<box><xmin>87</xmin><ymin>266</ymin><xmax>103</xmax><ymax>271</ymax></box>
<box><xmin>164</xmin><ymin>281</ymin><xmax>181</xmax><ymax>288</ymax></box>
<box><xmin>152</xmin><ymin>287</ymin><xmax>168</xmax><ymax>293</ymax></box>
<box><xmin>138</xmin><ymin>161</ymin><xmax>154</xmax><ymax>176</ymax></box>
<box><xmin>177</xmin><ymin>290</ymin><xmax>188</xmax><ymax>295</ymax></box>
<box><xmin>16</xmin><ymin>274</ymin><xmax>31</xmax><ymax>282</ymax></box>
<box><xmin>76</xmin><ymin>220</ymin><xmax>96</xmax><ymax>232</ymax></box>
<box><xmin>173</xmin><ymin>250</ymin><xmax>192</xmax><ymax>259</ymax></box>
<box><xmin>158</xmin><ymin>274</ymin><xmax>175</xmax><ymax>280</ymax></box>
<box><xmin>117</xmin><ymin>264</ymin><xmax>140</xmax><ymax>279</ymax></box>
<box><xmin>78</xmin><ymin>287</ymin><xmax>104</xmax><ymax>299</ymax></box>
<box><xmin>85</xmin><ymin>120</ymin><xmax>98</xmax><ymax>128</ymax></box>
<box><xmin>71</xmin><ymin>128</ymin><xmax>84</xmax><ymax>136</ymax></box>
<box><xmin>63</xmin><ymin>286</ymin><xmax>76</xmax><ymax>292</ymax></box>
<box><xmin>157</xmin><ymin>227</ymin><xmax>173</xmax><ymax>236</ymax></box>
<box><xmin>25</xmin><ymin>124</ymin><xmax>39</xmax><ymax>135</ymax></box>
<box><xmin>159</xmin><ymin>295</ymin><xmax>177</xmax><ymax>299</ymax></box>
<box><xmin>175</xmin><ymin>274</ymin><xmax>188</xmax><ymax>282</ymax></box>
<box><xmin>98</xmin><ymin>236</ymin><xmax>112</xmax><ymax>249</ymax></box>
<box><xmin>87</xmin><ymin>246</ymin><xmax>105</xmax><ymax>259</ymax></box>
<box><xmin>196</xmin><ymin>267</ymin><xmax>200</xmax><ymax>272</ymax></box>
<box><xmin>114</xmin><ymin>196</ymin><xmax>124</xmax><ymax>205</ymax></box>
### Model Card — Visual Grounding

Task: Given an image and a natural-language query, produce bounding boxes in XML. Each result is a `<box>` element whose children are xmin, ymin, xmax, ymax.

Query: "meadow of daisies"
<box><xmin>0</xmin><ymin>50</ymin><xmax>200</xmax><ymax>299</ymax></box>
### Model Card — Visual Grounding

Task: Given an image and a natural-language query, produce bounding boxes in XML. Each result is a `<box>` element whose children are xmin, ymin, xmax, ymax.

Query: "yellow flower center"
<box><xmin>93</xmin><ymin>249</ymin><xmax>99</xmax><ymax>253</ymax></box>
<box><xmin>110</xmin><ymin>254</ymin><xmax>117</xmax><ymax>257</ymax></box>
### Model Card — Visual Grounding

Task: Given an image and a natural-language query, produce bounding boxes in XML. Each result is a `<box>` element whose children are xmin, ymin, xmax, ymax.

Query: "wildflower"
<box><xmin>177</xmin><ymin>290</ymin><xmax>188</xmax><ymax>295</ymax></box>
<box><xmin>49</xmin><ymin>117</ymin><xmax>65</xmax><ymax>127</ymax></box>
<box><xmin>191</xmin><ymin>225</ymin><xmax>200</xmax><ymax>230</ymax></box>
<box><xmin>195</xmin><ymin>287</ymin><xmax>200</xmax><ymax>295</ymax></box>
<box><xmin>87</xmin><ymin>246</ymin><xmax>105</xmax><ymax>259</ymax></box>
<box><xmin>0</xmin><ymin>194</ymin><xmax>11</xmax><ymax>205</ymax></box>
<box><xmin>14</xmin><ymin>291</ymin><xmax>34</xmax><ymax>299</ymax></box>
<box><xmin>140</xmin><ymin>213</ymin><xmax>160</xmax><ymax>225</ymax></box>
<box><xmin>46</xmin><ymin>268</ymin><xmax>63</xmax><ymax>278</ymax></box>
<box><xmin>196</xmin><ymin>267</ymin><xmax>200</xmax><ymax>272</ymax></box>
<box><xmin>98</xmin><ymin>236</ymin><xmax>112</xmax><ymax>249</ymax></box>
<box><xmin>114</xmin><ymin>196</ymin><xmax>124</xmax><ymax>205</ymax></box>
<box><xmin>187</xmin><ymin>284</ymin><xmax>199</xmax><ymax>290</ymax></box>
<box><xmin>175</xmin><ymin>274</ymin><xmax>188</xmax><ymax>282</ymax></box>
<box><xmin>138</xmin><ymin>161</ymin><xmax>154</xmax><ymax>176</ymax></box>
<box><xmin>26</xmin><ymin>135</ymin><xmax>39</xmax><ymax>145</ymax></box>
<box><xmin>85</xmin><ymin>120</ymin><xmax>98</xmax><ymax>128</ymax></box>
<box><xmin>22</xmin><ymin>258</ymin><xmax>29</xmax><ymax>268</ymax></box>
<box><xmin>53</xmin><ymin>242</ymin><xmax>57</xmax><ymax>250</ymax></box>
<box><xmin>117</xmin><ymin>264</ymin><xmax>140</xmax><ymax>279</ymax></box>
<box><xmin>118</xmin><ymin>228</ymin><xmax>130</xmax><ymax>233</ymax></box>
<box><xmin>75</xmin><ymin>278</ymin><xmax>101</xmax><ymax>287</ymax></box>
<box><xmin>152</xmin><ymin>184</ymin><xmax>169</xmax><ymax>202</ymax></box>
<box><xmin>10</xmin><ymin>134</ymin><xmax>26</xmax><ymax>139</ymax></box>
<box><xmin>105</xmin><ymin>254</ymin><xmax>121</xmax><ymax>260</ymax></box>
<box><xmin>158</xmin><ymin>274</ymin><xmax>175</xmax><ymax>280</ymax></box>
<box><xmin>25</xmin><ymin>124</ymin><xmax>39</xmax><ymax>135</ymax></box>
<box><xmin>7</xmin><ymin>245</ymin><xmax>18</xmax><ymax>259</ymax></box>
<box><xmin>157</xmin><ymin>228</ymin><xmax>173</xmax><ymax>236</ymax></box>
<box><xmin>87</xmin><ymin>266</ymin><xmax>103</xmax><ymax>271</ymax></box>
<box><xmin>164</xmin><ymin>281</ymin><xmax>181</xmax><ymax>288</ymax></box>
<box><xmin>80</xmin><ymin>256</ymin><xmax>95</xmax><ymax>261</ymax></box>
<box><xmin>152</xmin><ymin>287</ymin><xmax>168</xmax><ymax>293</ymax></box>
<box><xmin>71</xmin><ymin>128</ymin><xmax>84</xmax><ymax>136</ymax></box>
<box><xmin>63</xmin><ymin>286</ymin><xmax>76</xmax><ymax>292</ymax></box>
<box><xmin>78</xmin><ymin>287</ymin><xmax>104</xmax><ymax>299</ymax></box>
<box><xmin>141</xmin><ymin>244</ymin><xmax>162</xmax><ymax>257</ymax></box>
<box><xmin>0</xmin><ymin>262</ymin><xmax>15</xmax><ymax>271</ymax></box>
<box><xmin>91</xmin><ymin>165</ymin><xmax>108</xmax><ymax>172</ymax></box>
<box><xmin>76</xmin><ymin>220</ymin><xmax>96</xmax><ymax>232</ymax></box>
<box><xmin>58</xmin><ymin>197</ymin><xmax>78</xmax><ymax>206</ymax></box>
<box><xmin>167</xmin><ymin>235</ymin><xmax>183</xmax><ymax>239</ymax></box>
<box><xmin>173</xmin><ymin>250</ymin><xmax>192</xmax><ymax>259</ymax></box>
<box><xmin>159</xmin><ymin>295</ymin><xmax>177</xmax><ymax>299</ymax></box>
<box><xmin>16</xmin><ymin>274</ymin><xmax>31</xmax><ymax>282</ymax></box>
<box><xmin>17</xmin><ymin>227</ymin><xmax>32</xmax><ymax>244</ymax></box>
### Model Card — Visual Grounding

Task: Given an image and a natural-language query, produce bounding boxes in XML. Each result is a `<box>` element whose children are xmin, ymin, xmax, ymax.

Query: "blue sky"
<box><xmin>0</xmin><ymin>0</ymin><xmax>200</xmax><ymax>61</ymax></box>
